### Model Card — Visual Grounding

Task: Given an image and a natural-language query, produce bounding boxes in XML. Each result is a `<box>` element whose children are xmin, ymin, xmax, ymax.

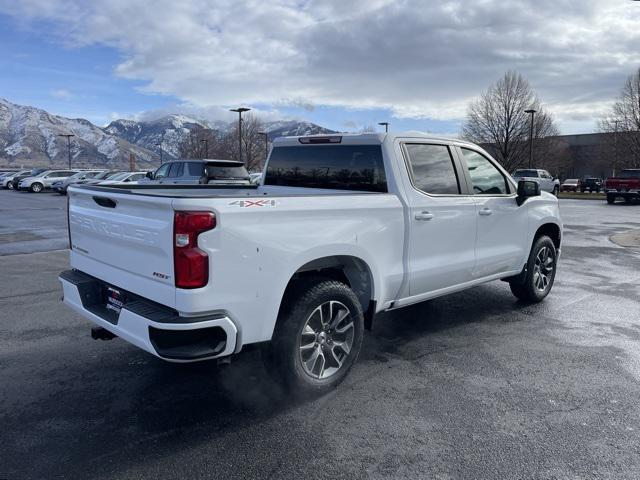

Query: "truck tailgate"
<box><xmin>68</xmin><ymin>187</ymin><xmax>177</xmax><ymax>307</ymax></box>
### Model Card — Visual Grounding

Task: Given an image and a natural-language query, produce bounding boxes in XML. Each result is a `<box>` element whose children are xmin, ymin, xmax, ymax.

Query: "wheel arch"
<box><xmin>277</xmin><ymin>254</ymin><xmax>377</xmax><ymax>331</ymax></box>
<box><xmin>533</xmin><ymin>222</ymin><xmax>561</xmax><ymax>251</ymax></box>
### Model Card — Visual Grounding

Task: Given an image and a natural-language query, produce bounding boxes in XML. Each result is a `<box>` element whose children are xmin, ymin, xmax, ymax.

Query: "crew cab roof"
<box><xmin>272</xmin><ymin>131</ymin><xmax>473</xmax><ymax>148</ymax></box>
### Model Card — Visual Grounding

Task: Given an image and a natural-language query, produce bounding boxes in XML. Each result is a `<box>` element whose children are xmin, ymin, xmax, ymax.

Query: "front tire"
<box><xmin>263</xmin><ymin>279</ymin><xmax>364</xmax><ymax>395</ymax></box>
<box><xmin>553</xmin><ymin>186</ymin><xmax>559</xmax><ymax>196</ymax></box>
<box><xmin>30</xmin><ymin>182</ymin><xmax>43</xmax><ymax>193</ymax></box>
<box><xmin>509</xmin><ymin>235</ymin><xmax>557</xmax><ymax>303</ymax></box>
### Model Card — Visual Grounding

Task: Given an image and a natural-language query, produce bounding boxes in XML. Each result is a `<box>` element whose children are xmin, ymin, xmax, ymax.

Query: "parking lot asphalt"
<box><xmin>0</xmin><ymin>188</ymin><xmax>68</xmax><ymax>255</ymax></box>
<box><xmin>1</xmin><ymin>192</ymin><xmax>640</xmax><ymax>480</ymax></box>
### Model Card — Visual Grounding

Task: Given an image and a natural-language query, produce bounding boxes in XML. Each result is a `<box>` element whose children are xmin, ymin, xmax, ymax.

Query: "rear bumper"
<box><xmin>59</xmin><ymin>269</ymin><xmax>238</xmax><ymax>362</ymax></box>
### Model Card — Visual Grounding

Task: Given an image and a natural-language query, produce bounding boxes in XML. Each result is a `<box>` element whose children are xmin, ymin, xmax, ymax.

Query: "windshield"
<box><xmin>205</xmin><ymin>164</ymin><xmax>250</xmax><ymax>180</ymax></box>
<box><xmin>30</xmin><ymin>168</ymin><xmax>46</xmax><ymax>176</ymax></box>
<box><xmin>513</xmin><ymin>169</ymin><xmax>538</xmax><ymax>177</ymax></box>
<box><xmin>565</xmin><ymin>179</ymin><xmax>579</xmax><ymax>183</ymax></box>
<box><xmin>619</xmin><ymin>170</ymin><xmax>640</xmax><ymax>179</ymax></box>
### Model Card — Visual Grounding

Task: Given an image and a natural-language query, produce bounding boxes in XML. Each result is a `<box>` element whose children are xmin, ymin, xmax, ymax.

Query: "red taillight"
<box><xmin>174</xmin><ymin>211</ymin><xmax>216</xmax><ymax>289</ymax></box>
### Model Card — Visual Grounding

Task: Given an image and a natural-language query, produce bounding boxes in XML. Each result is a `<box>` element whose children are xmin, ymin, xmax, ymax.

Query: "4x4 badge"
<box><xmin>228</xmin><ymin>199</ymin><xmax>277</xmax><ymax>208</ymax></box>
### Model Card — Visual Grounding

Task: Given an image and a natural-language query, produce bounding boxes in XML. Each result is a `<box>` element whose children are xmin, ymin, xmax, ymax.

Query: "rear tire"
<box><xmin>607</xmin><ymin>194</ymin><xmax>615</xmax><ymax>204</ymax></box>
<box><xmin>509</xmin><ymin>235</ymin><xmax>557</xmax><ymax>303</ymax></box>
<box><xmin>7</xmin><ymin>182</ymin><xmax>14</xmax><ymax>190</ymax></box>
<box><xmin>263</xmin><ymin>279</ymin><xmax>364</xmax><ymax>395</ymax></box>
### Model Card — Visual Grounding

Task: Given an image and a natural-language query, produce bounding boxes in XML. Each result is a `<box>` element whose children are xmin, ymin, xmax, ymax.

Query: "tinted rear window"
<box><xmin>619</xmin><ymin>170</ymin><xmax>640</xmax><ymax>179</ymax></box>
<box><xmin>188</xmin><ymin>162</ymin><xmax>204</xmax><ymax>177</ymax></box>
<box><xmin>264</xmin><ymin>145</ymin><xmax>387</xmax><ymax>192</ymax></box>
<box><xmin>205</xmin><ymin>164</ymin><xmax>249</xmax><ymax>180</ymax></box>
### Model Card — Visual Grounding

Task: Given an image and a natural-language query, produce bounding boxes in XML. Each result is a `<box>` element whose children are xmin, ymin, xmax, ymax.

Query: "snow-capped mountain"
<box><xmin>0</xmin><ymin>98</ymin><xmax>159</xmax><ymax>168</ymax></box>
<box><xmin>105</xmin><ymin>116</ymin><xmax>337</xmax><ymax>159</ymax></box>
<box><xmin>264</xmin><ymin>120</ymin><xmax>337</xmax><ymax>139</ymax></box>
<box><xmin>105</xmin><ymin>114</ymin><xmax>211</xmax><ymax>159</ymax></box>
<box><xmin>0</xmin><ymin>98</ymin><xmax>338</xmax><ymax>168</ymax></box>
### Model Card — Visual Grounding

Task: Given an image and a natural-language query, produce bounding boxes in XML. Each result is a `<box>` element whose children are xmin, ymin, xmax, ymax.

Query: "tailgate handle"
<box><xmin>93</xmin><ymin>196</ymin><xmax>117</xmax><ymax>208</ymax></box>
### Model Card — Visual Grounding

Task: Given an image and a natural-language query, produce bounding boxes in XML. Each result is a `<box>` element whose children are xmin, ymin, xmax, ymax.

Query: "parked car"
<box><xmin>2</xmin><ymin>170</ymin><xmax>31</xmax><ymax>189</ymax></box>
<box><xmin>143</xmin><ymin>159</ymin><xmax>251</xmax><ymax>185</ymax></box>
<box><xmin>97</xmin><ymin>171</ymin><xmax>149</xmax><ymax>185</ymax></box>
<box><xmin>560</xmin><ymin>178</ymin><xmax>581</xmax><ymax>192</ymax></box>
<box><xmin>77</xmin><ymin>170</ymin><xmax>124</xmax><ymax>186</ymax></box>
<box><xmin>60</xmin><ymin>132</ymin><xmax>562</xmax><ymax>394</ymax></box>
<box><xmin>511</xmin><ymin>169</ymin><xmax>560</xmax><ymax>195</ymax></box>
<box><xmin>18</xmin><ymin>169</ymin><xmax>78</xmax><ymax>192</ymax></box>
<box><xmin>605</xmin><ymin>169</ymin><xmax>640</xmax><ymax>204</ymax></box>
<box><xmin>10</xmin><ymin>168</ymin><xmax>47</xmax><ymax>190</ymax></box>
<box><xmin>53</xmin><ymin>170</ymin><xmax>107</xmax><ymax>194</ymax></box>
<box><xmin>581</xmin><ymin>177</ymin><xmax>603</xmax><ymax>193</ymax></box>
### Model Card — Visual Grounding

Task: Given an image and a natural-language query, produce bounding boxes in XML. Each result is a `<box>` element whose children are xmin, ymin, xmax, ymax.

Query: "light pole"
<box><xmin>230</xmin><ymin>107</ymin><xmax>251</xmax><ymax>163</ymax></box>
<box><xmin>378</xmin><ymin>122</ymin><xmax>389</xmax><ymax>133</ymax></box>
<box><xmin>613</xmin><ymin>119</ymin><xmax>620</xmax><ymax>177</ymax></box>
<box><xmin>258</xmin><ymin>131</ymin><xmax>269</xmax><ymax>162</ymax></box>
<box><xmin>524</xmin><ymin>109</ymin><xmax>536</xmax><ymax>169</ymax></box>
<box><xmin>58</xmin><ymin>134</ymin><xmax>74</xmax><ymax>169</ymax></box>
<box><xmin>155</xmin><ymin>143</ymin><xmax>163</xmax><ymax>165</ymax></box>
<box><xmin>200</xmin><ymin>138</ymin><xmax>209</xmax><ymax>159</ymax></box>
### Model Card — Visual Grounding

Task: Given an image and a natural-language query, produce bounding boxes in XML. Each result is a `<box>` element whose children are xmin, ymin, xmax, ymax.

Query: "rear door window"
<box><xmin>403</xmin><ymin>144</ymin><xmax>460</xmax><ymax>195</ymax></box>
<box><xmin>264</xmin><ymin>145</ymin><xmax>387</xmax><ymax>192</ymax></box>
<box><xmin>168</xmin><ymin>162</ymin><xmax>184</xmax><ymax>178</ymax></box>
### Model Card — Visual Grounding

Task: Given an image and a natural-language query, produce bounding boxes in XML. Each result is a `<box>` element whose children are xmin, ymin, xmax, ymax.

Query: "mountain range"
<box><xmin>0</xmin><ymin>98</ymin><xmax>336</xmax><ymax>169</ymax></box>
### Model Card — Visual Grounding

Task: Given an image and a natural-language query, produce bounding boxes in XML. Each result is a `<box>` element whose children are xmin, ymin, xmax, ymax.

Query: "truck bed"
<box><xmin>72</xmin><ymin>183</ymin><xmax>387</xmax><ymax>198</ymax></box>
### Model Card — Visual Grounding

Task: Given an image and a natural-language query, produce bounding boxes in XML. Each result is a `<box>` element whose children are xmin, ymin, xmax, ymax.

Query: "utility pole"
<box><xmin>613</xmin><ymin>119</ymin><xmax>620</xmax><ymax>177</ymax></box>
<box><xmin>230</xmin><ymin>108</ymin><xmax>251</xmax><ymax>163</ymax></box>
<box><xmin>378</xmin><ymin>122</ymin><xmax>389</xmax><ymax>133</ymax></box>
<box><xmin>258</xmin><ymin>132</ymin><xmax>269</xmax><ymax>163</ymax></box>
<box><xmin>58</xmin><ymin>134</ymin><xmax>74</xmax><ymax>169</ymax></box>
<box><xmin>524</xmin><ymin>109</ymin><xmax>536</xmax><ymax>169</ymax></box>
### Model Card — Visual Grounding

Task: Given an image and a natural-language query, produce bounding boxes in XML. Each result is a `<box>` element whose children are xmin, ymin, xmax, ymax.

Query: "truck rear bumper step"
<box><xmin>59</xmin><ymin>270</ymin><xmax>237</xmax><ymax>362</ymax></box>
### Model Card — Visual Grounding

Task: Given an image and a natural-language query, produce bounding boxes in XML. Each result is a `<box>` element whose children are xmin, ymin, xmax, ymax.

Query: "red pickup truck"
<box><xmin>605</xmin><ymin>169</ymin><xmax>640</xmax><ymax>204</ymax></box>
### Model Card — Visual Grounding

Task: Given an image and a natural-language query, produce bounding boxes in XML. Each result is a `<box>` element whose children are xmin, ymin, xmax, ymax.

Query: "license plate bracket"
<box><xmin>104</xmin><ymin>286</ymin><xmax>126</xmax><ymax>315</ymax></box>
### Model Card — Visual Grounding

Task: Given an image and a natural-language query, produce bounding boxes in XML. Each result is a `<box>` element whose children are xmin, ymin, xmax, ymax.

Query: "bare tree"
<box><xmin>462</xmin><ymin>71</ymin><xmax>559</xmax><ymax>172</ymax></box>
<box><xmin>177</xmin><ymin>115</ymin><xmax>268</xmax><ymax>172</ymax></box>
<box><xmin>598</xmin><ymin>68</ymin><xmax>640</xmax><ymax>170</ymax></box>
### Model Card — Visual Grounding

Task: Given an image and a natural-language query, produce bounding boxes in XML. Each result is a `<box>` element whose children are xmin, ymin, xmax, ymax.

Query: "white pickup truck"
<box><xmin>60</xmin><ymin>132</ymin><xmax>562</xmax><ymax>394</ymax></box>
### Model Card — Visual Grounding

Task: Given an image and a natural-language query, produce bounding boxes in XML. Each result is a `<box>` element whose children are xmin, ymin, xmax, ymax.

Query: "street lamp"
<box><xmin>378</xmin><ymin>122</ymin><xmax>389</xmax><ymax>133</ymax></box>
<box><xmin>200</xmin><ymin>138</ymin><xmax>209</xmax><ymax>159</ymax></box>
<box><xmin>613</xmin><ymin>119</ymin><xmax>620</xmax><ymax>177</ymax></box>
<box><xmin>524</xmin><ymin>109</ymin><xmax>536</xmax><ymax>169</ymax></box>
<box><xmin>155</xmin><ymin>143</ymin><xmax>163</xmax><ymax>165</ymax></box>
<box><xmin>258</xmin><ymin>131</ymin><xmax>269</xmax><ymax>162</ymax></box>
<box><xmin>230</xmin><ymin>107</ymin><xmax>251</xmax><ymax>163</ymax></box>
<box><xmin>58</xmin><ymin>134</ymin><xmax>74</xmax><ymax>169</ymax></box>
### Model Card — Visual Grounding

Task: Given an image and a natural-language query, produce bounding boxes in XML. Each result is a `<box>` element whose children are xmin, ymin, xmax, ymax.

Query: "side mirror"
<box><xmin>517</xmin><ymin>180</ymin><xmax>541</xmax><ymax>206</ymax></box>
<box><xmin>146</xmin><ymin>171</ymin><xmax>154</xmax><ymax>179</ymax></box>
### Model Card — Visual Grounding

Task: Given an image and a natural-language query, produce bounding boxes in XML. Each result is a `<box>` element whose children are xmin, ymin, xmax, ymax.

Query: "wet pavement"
<box><xmin>1</xmin><ymin>197</ymin><xmax>639</xmax><ymax>479</ymax></box>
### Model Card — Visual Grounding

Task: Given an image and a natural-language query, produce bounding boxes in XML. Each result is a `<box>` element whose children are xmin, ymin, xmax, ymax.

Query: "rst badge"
<box><xmin>228</xmin><ymin>199</ymin><xmax>277</xmax><ymax>208</ymax></box>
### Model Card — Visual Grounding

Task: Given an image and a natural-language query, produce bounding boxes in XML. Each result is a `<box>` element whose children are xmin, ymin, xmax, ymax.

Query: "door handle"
<box><xmin>415</xmin><ymin>211</ymin><xmax>434</xmax><ymax>221</ymax></box>
<box><xmin>479</xmin><ymin>208</ymin><xmax>493</xmax><ymax>216</ymax></box>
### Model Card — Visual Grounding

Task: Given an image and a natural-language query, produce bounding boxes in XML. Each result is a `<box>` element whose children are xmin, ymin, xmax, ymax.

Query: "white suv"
<box><xmin>18</xmin><ymin>170</ymin><xmax>78</xmax><ymax>192</ymax></box>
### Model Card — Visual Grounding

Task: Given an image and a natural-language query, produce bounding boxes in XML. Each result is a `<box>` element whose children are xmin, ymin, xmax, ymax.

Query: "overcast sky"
<box><xmin>1</xmin><ymin>0</ymin><xmax>639</xmax><ymax>134</ymax></box>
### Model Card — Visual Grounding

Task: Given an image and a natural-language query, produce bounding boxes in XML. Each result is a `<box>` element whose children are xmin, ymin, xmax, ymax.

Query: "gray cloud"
<box><xmin>2</xmin><ymin>0</ymin><xmax>639</xmax><ymax>132</ymax></box>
